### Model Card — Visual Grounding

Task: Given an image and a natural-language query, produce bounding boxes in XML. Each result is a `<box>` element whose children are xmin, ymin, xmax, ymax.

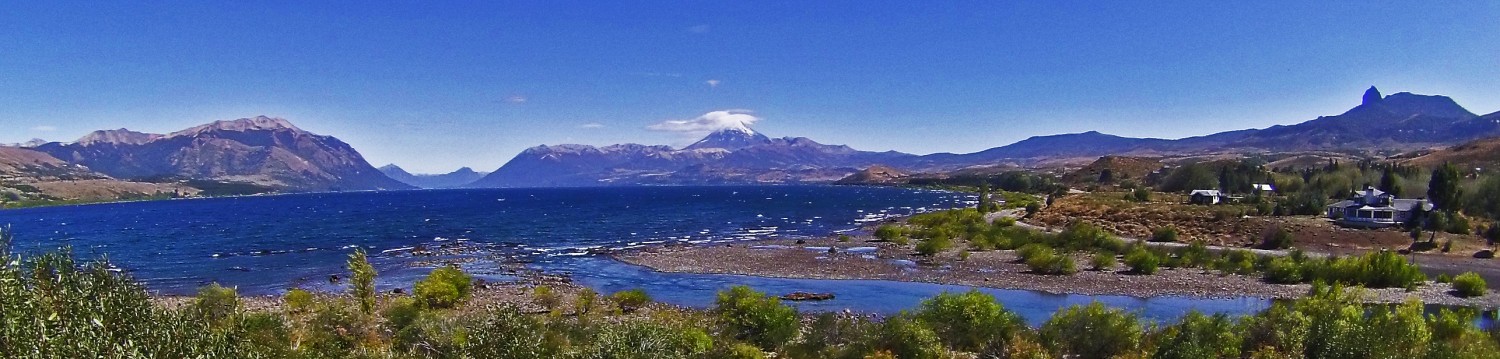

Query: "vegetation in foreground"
<box><xmin>3</xmin><ymin>228</ymin><xmax>1500</xmax><ymax>358</ymax></box>
<box><xmin>878</xmin><ymin>208</ymin><xmax>1466</xmax><ymax>293</ymax></box>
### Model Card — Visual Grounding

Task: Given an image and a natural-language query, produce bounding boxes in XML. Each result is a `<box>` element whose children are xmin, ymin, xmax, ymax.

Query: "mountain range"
<box><xmin>28</xmin><ymin>116</ymin><xmax>411</xmax><ymax>192</ymax></box>
<box><xmin>5</xmin><ymin>87</ymin><xmax>1499</xmax><ymax>197</ymax></box>
<box><xmin>379</xmin><ymin>165</ymin><xmax>488</xmax><ymax>189</ymax></box>
<box><xmin>469</xmin><ymin>87</ymin><xmax>1500</xmax><ymax>187</ymax></box>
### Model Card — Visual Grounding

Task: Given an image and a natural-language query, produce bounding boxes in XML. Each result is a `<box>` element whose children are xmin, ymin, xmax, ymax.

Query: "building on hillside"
<box><xmin>1188</xmin><ymin>190</ymin><xmax>1224</xmax><ymax>205</ymax></box>
<box><xmin>1325</xmin><ymin>186</ymin><xmax>1432</xmax><ymax>228</ymax></box>
<box><xmin>1252</xmin><ymin>183</ymin><xmax>1275</xmax><ymax>193</ymax></box>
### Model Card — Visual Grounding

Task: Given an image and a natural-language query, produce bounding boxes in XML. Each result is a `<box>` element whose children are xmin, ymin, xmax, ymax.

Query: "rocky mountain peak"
<box><xmin>683</xmin><ymin>127</ymin><xmax>772</xmax><ymax>151</ymax></box>
<box><xmin>74</xmin><ymin>129</ymin><xmax>163</xmax><ymax>146</ymax></box>
<box><xmin>171</xmin><ymin>116</ymin><xmax>301</xmax><ymax>137</ymax></box>
<box><xmin>1363</xmin><ymin>86</ymin><xmax>1383</xmax><ymax>105</ymax></box>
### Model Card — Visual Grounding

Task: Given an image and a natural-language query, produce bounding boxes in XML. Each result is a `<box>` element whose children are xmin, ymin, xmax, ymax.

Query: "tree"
<box><xmin>347</xmin><ymin>248</ymin><xmax>377</xmax><ymax>314</ymax></box>
<box><xmin>1428</xmin><ymin>163</ymin><xmax>1462</xmax><ymax>211</ymax></box>
<box><xmin>1378</xmin><ymin>167</ymin><xmax>1402</xmax><ymax>198</ymax></box>
<box><xmin>1098</xmin><ymin>169</ymin><xmax>1114</xmax><ymax>184</ymax></box>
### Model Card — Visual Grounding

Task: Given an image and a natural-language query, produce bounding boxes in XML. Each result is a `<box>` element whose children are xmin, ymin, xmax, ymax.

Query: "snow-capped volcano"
<box><xmin>683</xmin><ymin>126</ymin><xmax>772</xmax><ymax>151</ymax></box>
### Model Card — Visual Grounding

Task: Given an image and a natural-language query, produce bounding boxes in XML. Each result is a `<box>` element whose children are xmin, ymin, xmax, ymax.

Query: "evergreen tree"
<box><xmin>1098</xmin><ymin>169</ymin><xmax>1114</xmax><ymax>184</ymax></box>
<box><xmin>1378</xmin><ymin>168</ymin><xmax>1402</xmax><ymax>198</ymax></box>
<box><xmin>1428</xmin><ymin>163</ymin><xmax>1462</xmax><ymax>211</ymax></box>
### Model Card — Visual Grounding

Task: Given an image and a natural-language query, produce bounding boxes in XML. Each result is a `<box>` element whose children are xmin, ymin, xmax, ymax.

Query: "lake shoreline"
<box><xmin>612</xmin><ymin>234</ymin><xmax>1500</xmax><ymax>308</ymax></box>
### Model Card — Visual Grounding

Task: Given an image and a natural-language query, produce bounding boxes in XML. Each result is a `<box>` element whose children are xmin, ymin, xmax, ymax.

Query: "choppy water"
<box><xmin>2</xmin><ymin>185</ymin><xmax>1275</xmax><ymax>321</ymax></box>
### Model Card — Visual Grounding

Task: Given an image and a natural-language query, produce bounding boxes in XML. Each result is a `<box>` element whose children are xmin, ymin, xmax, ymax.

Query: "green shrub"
<box><xmin>283</xmin><ymin>288</ymin><xmax>315</xmax><ymax>314</ymax></box>
<box><xmin>1124</xmin><ymin>248</ymin><xmax>1160</xmax><ymax>274</ymax></box>
<box><xmin>1059</xmin><ymin>222</ymin><xmax>1123</xmax><ymax>252</ymax></box>
<box><xmin>726</xmin><ymin>342</ymin><xmax>767</xmax><ymax>359</ymax></box>
<box><xmin>1177</xmin><ymin>240</ymin><xmax>1213</xmax><ymax>268</ymax></box>
<box><xmin>1025</xmin><ymin>247</ymin><xmax>1077</xmax><ymax>275</ymax></box>
<box><xmin>877</xmin><ymin>315</ymin><xmax>944</xmax><ymax>359</ymax></box>
<box><xmin>1131</xmin><ymin>188</ymin><xmax>1151</xmax><ymax>202</ymax></box>
<box><xmin>838</xmin><ymin>234</ymin><xmax>852</xmax><ymax>242</ymax></box>
<box><xmin>916</xmin><ymin>235</ymin><xmax>951</xmax><ymax>256</ymax></box>
<box><xmin>576</xmin><ymin>287</ymin><xmax>599</xmax><ymax>316</ymax></box>
<box><xmin>1040</xmin><ymin>302</ymin><xmax>1142</xmax><ymax>359</ymax></box>
<box><xmin>1263</xmin><ymin>257</ymin><xmax>1304</xmax><ymax>284</ymax></box>
<box><xmin>533</xmin><ymin>285</ymin><xmax>560</xmax><ymax>311</ymax></box>
<box><xmin>585</xmin><ymin>321</ymin><xmax>714</xmax><ymax>358</ymax></box>
<box><xmin>1452</xmin><ymin>272</ymin><xmax>1486</xmax><ymax>297</ymax></box>
<box><xmin>1436</xmin><ymin>273</ymin><xmax>1452</xmax><ymax>283</ymax></box>
<box><xmin>192</xmin><ymin>282</ymin><xmax>240</xmax><ymax>325</ymax></box>
<box><xmin>1016</xmin><ymin>243</ymin><xmax>1050</xmax><ymax>262</ymax></box>
<box><xmin>714</xmin><ymin>285</ymin><xmax>799</xmax><ymax>351</ymax></box>
<box><xmin>414</xmin><ymin>265</ymin><xmax>474</xmax><ymax>309</ymax></box>
<box><xmin>1151</xmin><ymin>226</ymin><xmax>1179</xmax><ymax>242</ymax></box>
<box><xmin>346</xmin><ymin>248</ymin><xmax>378</xmax><ymax>314</ymax></box>
<box><xmin>996</xmin><ymin>217</ymin><xmax>1017</xmax><ymax>227</ymax></box>
<box><xmin>874</xmin><ymin>224</ymin><xmax>904</xmax><ymax>241</ymax></box>
<box><xmin>1262</xmin><ymin>226</ymin><xmax>1294</xmax><ymax>249</ymax></box>
<box><xmin>610</xmin><ymin>288</ymin><xmax>652</xmax><ymax>313</ymax></box>
<box><xmin>915</xmin><ymin>290</ymin><xmax>1024</xmax><ymax>353</ymax></box>
<box><xmin>1091</xmin><ymin>250</ymin><xmax>1116</xmax><ymax>271</ymax></box>
<box><xmin>1150</xmin><ymin>311</ymin><xmax>1242</xmax><ymax>359</ymax></box>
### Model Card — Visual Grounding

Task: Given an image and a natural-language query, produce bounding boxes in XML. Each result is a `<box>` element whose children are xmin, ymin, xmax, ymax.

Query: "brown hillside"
<box><xmin>835</xmin><ymin>165</ymin><xmax>910</xmax><ymax>184</ymax></box>
<box><xmin>1062</xmin><ymin>156</ymin><xmax>1163</xmax><ymax>184</ymax></box>
<box><xmin>1403</xmin><ymin>136</ymin><xmax>1500</xmax><ymax>171</ymax></box>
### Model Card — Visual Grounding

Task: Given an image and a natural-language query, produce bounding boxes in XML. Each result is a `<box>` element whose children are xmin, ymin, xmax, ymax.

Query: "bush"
<box><xmin>346</xmin><ymin>248</ymin><xmax>377</xmax><ymax>314</ymax></box>
<box><xmin>1124</xmin><ymin>248</ymin><xmax>1160</xmax><ymax>274</ymax></box>
<box><xmin>1091</xmin><ymin>250</ymin><xmax>1116</xmax><ymax>271</ymax></box>
<box><xmin>1452</xmin><ymin>272</ymin><xmax>1486</xmax><ymax>297</ymax></box>
<box><xmin>575</xmin><ymin>287</ymin><xmax>599</xmax><ymax>316</ymax></box>
<box><xmin>1262</xmin><ymin>226</ymin><xmax>1294</xmax><ymax>249</ymax></box>
<box><xmin>1151</xmin><ymin>311</ymin><xmax>1242</xmax><ymax>359</ymax></box>
<box><xmin>1263</xmin><ymin>257</ymin><xmax>1303</xmax><ymax>284</ymax></box>
<box><xmin>533</xmin><ymin>285</ymin><xmax>560</xmax><ymax>311</ymax></box>
<box><xmin>875</xmin><ymin>225</ymin><xmax>904</xmax><ymax>241</ymax></box>
<box><xmin>283</xmin><ymin>288</ymin><xmax>315</xmax><ymax>314</ymax></box>
<box><xmin>610</xmin><ymin>288</ymin><xmax>652</xmax><ymax>313</ymax></box>
<box><xmin>1150</xmin><ymin>226</ymin><xmax>1179</xmax><ymax>242</ymax></box>
<box><xmin>914</xmin><ymin>290</ymin><xmax>1024</xmax><ymax>353</ymax></box>
<box><xmin>915</xmin><ymin>235</ymin><xmax>951</xmax><ymax>256</ymax></box>
<box><xmin>414</xmin><ymin>265</ymin><xmax>474</xmax><ymax>309</ymax></box>
<box><xmin>714</xmin><ymin>285</ymin><xmax>799</xmax><ymax>351</ymax></box>
<box><xmin>192</xmin><ymin>282</ymin><xmax>240</xmax><ymax>325</ymax></box>
<box><xmin>1040</xmin><ymin>302</ymin><xmax>1142</xmax><ymax>359</ymax></box>
<box><xmin>838</xmin><ymin>234</ymin><xmax>852</xmax><ymax>242</ymax></box>
<box><xmin>877</xmin><ymin>315</ymin><xmax>944</xmax><ymax>359</ymax></box>
<box><xmin>1025</xmin><ymin>247</ymin><xmax>1077</xmax><ymax>275</ymax></box>
<box><xmin>1131</xmin><ymin>188</ymin><xmax>1150</xmax><ymax>202</ymax></box>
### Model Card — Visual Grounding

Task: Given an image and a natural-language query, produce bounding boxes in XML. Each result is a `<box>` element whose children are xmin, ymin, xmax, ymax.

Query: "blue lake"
<box><xmin>1</xmin><ymin>185</ymin><xmax>1273</xmax><ymax>322</ymax></box>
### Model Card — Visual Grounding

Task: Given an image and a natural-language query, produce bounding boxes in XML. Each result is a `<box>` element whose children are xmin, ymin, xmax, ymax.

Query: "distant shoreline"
<box><xmin>613</xmin><ymin>227</ymin><xmax>1500</xmax><ymax>308</ymax></box>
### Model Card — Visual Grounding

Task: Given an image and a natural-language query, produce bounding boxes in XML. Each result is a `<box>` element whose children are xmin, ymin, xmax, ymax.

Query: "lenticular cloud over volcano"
<box><xmin>646</xmin><ymin>110</ymin><xmax>761</xmax><ymax>137</ymax></box>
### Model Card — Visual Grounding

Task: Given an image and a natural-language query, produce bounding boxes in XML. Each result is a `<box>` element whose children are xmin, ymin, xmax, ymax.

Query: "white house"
<box><xmin>1189</xmin><ymin>190</ymin><xmax>1224</xmax><ymax>205</ymax></box>
<box><xmin>1325</xmin><ymin>186</ymin><xmax>1431</xmax><ymax>228</ymax></box>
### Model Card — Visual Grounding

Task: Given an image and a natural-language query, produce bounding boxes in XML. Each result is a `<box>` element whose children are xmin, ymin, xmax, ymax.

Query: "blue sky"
<box><xmin>2</xmin><ymin>2</ymin><xmax>1497</xmax><ymax>173</ymax></box>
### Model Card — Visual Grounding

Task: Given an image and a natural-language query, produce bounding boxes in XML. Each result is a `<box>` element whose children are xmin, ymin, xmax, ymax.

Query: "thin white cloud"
<box><xmin>687</xmin><ymin>24</ymin><xmax>710</xmax><ymax>34</ymax></box>
<box><xmin>504</xmin><ymin>95</ymin><xmax>527</xmax><ymax>104</ymax></box>
<box><xmin>30</xmin><ymin>125</ymin><xmax>57</xmax><ymax>132</ymax></box>
<box><xmin>578</xmin><ymin>122</ymin><xmax>606</xmax><ymax>129</ymax></box>
<box><xmin>647</xmin><ymin>110</ymin><xmax>760</xmax><ymax>138</ymax></box>
<box><xmin>705</xmin><ymin>79</ymin><xmax>721</xmax><ymax>89</ymax></box>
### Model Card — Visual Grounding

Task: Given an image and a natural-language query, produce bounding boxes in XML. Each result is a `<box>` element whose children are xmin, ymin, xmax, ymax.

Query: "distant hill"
<box><xmin>473</xmin><ymin>87</ymin><xmax>1500</xmax><ymax>187</ymax></box>
<box><xmin>35</xmin><ymin>116</ymin><xmax>412</xmax><ymax>192</ymax></box>
<box><xmin>379</xmin><ymin>165</ymin><xmax>488</xmax><ymax>188</ymax></box>
<box><xmin>834</xmin><ymin>165</ymin><xmax>911</xmax><ymax>185</ymax></box>
<box><xmin>1401</xmin><ymin>134</ymin><xmax>1500</xmax><ymax>172</ymax></box>
<box><xmin>1062</xmin><ymin>156</ymin><xmax>1165</xmax><ymax>184</ymax></box>
<box><xmin>0</xmin><ymin>147</ymin><xmax>199</xmax><ymax>205</ymax></box>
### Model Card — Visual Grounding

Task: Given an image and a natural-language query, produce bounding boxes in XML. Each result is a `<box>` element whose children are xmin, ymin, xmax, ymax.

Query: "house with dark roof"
<box><xmin>1325</xmin><ymin>186</ymin><xmax>1432</xmax><ymax>228</ymax></box>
